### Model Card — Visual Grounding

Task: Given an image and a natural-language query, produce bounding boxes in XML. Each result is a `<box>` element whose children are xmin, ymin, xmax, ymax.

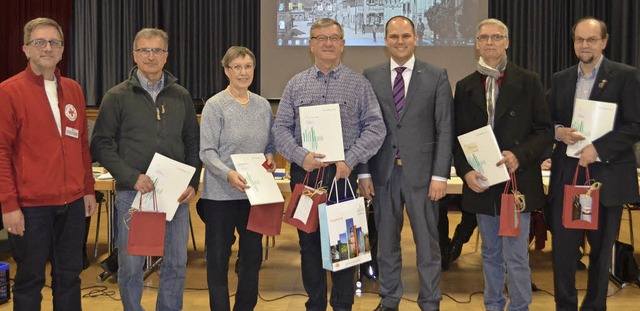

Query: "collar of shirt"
<box><xmin>575</xmin><ymin>55</ymin><xmax>604</xmax><ymax>101</ymax></box>
<box><xmin>313</xmin><ymin>62</ymin><xmax>344</xmax><ymax>79</ymax></box>
<box><xmin>136</xmin><ymin>70</ymin><xmax>165</xmax><ymax>101</ymax></box>
<box><xmin>577</xmin><ymin>54</ymin><xmax>604</xmax><ymax>80</ymax></box>
<box><xmin>390</xmin><ymin>55</ymin><xmax>415</xmax><ymax>88</ymax></box>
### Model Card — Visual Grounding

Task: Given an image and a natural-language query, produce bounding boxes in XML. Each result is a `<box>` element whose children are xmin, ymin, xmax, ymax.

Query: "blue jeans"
<box><xmin>477</xmin><ymin>212</ymin><xmax>532</xmax><ymax>311</ymax></box>
<box><xmin>9</xmin><ymin>198</ymin><xmax>85</xmax><ymax>311</ymax></box>
<box><xmin>115</xmin><ymin>190</ymin><xmax>189</xmax><ymax>311</ymax></box>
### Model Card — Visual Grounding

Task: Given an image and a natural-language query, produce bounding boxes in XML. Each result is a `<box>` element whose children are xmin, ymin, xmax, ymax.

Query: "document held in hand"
<box><xmin>299</xmin><ymin>103</ymin><xmax>345</xmax><ymax>162</ymax></box>
<box><xmin>566</xmin><ymin>99</ymin><xmax>617</xmax><ymax>161</ymax></box>
<box><xmin>230</xmin><ymin>153</ymin><xmax>284</xmax><ymax>205</ymax></box>
<box><xmin>132</xmin><ymin>153</ymin><xmax>196</xmax><ymax>221</ymax></box>
<box><xmin>457</xmin><ymin>125</ymin><xmax>510</xmax><ymax>187</ymax></box>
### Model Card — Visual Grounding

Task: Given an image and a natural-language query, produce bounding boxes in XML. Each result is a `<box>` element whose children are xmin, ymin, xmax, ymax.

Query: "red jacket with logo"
<box><xmin>0</xmin><ymin>64</ymin><xmax>95</xmax><ymax>213</ymax></box>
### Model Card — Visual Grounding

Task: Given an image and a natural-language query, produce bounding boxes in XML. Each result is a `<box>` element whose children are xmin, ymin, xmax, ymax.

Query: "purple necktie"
<box><xmin>393</xmin><ymin>67</ymin><xmax>406</xmax><ymax>118</ymax></box>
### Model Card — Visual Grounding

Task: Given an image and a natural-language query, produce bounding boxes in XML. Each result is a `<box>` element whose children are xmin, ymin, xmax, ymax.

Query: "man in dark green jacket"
<box><xmin>91</xmin><ymin>28</ymin><xmax>201</xmax><ymax>311</ymax></box>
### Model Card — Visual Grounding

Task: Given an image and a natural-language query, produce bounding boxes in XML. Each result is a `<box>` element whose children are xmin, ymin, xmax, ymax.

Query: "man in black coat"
<box><xmin>453</xmin><ymin>18</ymin><xmax>552</xmax><ymax>311</ymax></box>
<box><xmin>547</xmin><ymin>17</ymin><xmax>640</xmax><ymax>311</ymax></box>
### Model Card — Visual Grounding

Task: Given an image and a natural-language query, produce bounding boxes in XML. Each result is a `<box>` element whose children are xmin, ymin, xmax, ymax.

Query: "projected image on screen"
<box><xmin>277</xmin><ymin>0</ymin><xmax>479</xmax><ymax>47</ymax></box>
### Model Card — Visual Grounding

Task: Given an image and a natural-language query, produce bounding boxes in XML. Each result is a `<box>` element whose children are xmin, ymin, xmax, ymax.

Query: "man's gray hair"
<box><xmin>133</xmin><ymin>28</ymin><xmax>169</xmax><ymax>50</ymax></box>
<box><xmin>310</xmin><ymin>18</ymin><xmax>344</xmax><ymax>37</ymax></box>
<box><xmin>476</xmin><ymin>18</ymin><xmax>509</xmax><ymax>38</ymax></box>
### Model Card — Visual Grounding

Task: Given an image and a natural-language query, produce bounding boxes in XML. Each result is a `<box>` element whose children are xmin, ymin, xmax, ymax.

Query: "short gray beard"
<box><xmin>579</xmin><ymin>53</ymin><xmax>594</xmax><ymax>64</ymax></box>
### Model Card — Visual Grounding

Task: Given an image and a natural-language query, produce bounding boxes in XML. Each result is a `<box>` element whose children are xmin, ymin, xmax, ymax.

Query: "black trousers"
<box><xmin>9</xmin><ymin>198</ymin><xmax>85</xmax><ymax>311</ymax></box>
<box><xmin>438</xmin><ymin>195</ymin><xmax>477</xmax><ymax>249</ymax></box>
<box><xmin>202</xmin><ymin>199</ymin><xmax>263</xmax><ymax>311</ymax></box>
<box><xmin>290</xmin><ymin>163</ymin><xmax>357</xmax><ymax>311</ymax></box>
<box><xmin>550</xmin><ymin>192</ymin><xmax>622</xmax><ymax>311</ymax></box>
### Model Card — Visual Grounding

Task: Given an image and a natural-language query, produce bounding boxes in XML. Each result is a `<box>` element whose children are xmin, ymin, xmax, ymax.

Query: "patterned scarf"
<box><xmin>477</xmin><ymin>56</ymin><xmax>507</xmax><ymax>128</ymax></box>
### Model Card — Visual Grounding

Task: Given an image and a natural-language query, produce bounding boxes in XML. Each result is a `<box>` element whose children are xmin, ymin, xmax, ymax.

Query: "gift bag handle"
<box><xmin>503</xmin><ymin>171</ymin><xmax>525</xmax><ymax>212</ymax></box>
<box><xmin>571</xmin><ymin>163</ymin><xmax>602</xmax><ymax>195</ymax></box>
<box><xmin>503</xmin><ymin>171</ymin><xmax>519</xmax><ymax>194</ymax></box>
<box><xmin>328</xmin><ymin>178</ymin><xmax>357</xmax><ymax>204</ymax></box>
<box><xmin>138</xmin><ymin>190</ymin><xmax>158</xmax><ymax>212</ymax></box>
<box><xmin>302</xmin><ymin>166</ymin><xmax>326</xmax><ymax>189</ymax></box>
<box><xmin>572</xmin><ymin>163</ymin><xmax>592</xmax><ymax>186</ymax></box>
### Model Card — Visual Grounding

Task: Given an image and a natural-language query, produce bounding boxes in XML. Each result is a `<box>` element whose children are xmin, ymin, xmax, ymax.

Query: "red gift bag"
<box><xmin>562</xmin><ymin>164</ymin><xmax>601</xmax><ymax>230</ymax></box>
<box><xmin>283</xmin><ymin>168</ymin><xmax>328</xmax><ymax>233</ymax></box>
<box><xmin>127</xmin><ymin>191</ymin><xmax>167</xmax><ymax>256</ymax></box>
<box><xmin>499</xmin><ymin>172</ymin><xmax>525</xmax><ymax>237</ymax></box>
<box><xmin>247</xmin><ymin>202</ymin><xmax>285</xmax><ymax>236</ymax></box>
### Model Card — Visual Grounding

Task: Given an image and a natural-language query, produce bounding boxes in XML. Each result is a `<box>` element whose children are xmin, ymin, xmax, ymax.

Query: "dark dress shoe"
<box><xmin>99</xmin><ymin>248</ymin><xmax>119</xmax><ymax>274</ymax></box>
<box><xmin>449</xmin><ymin>240</ymin><xmax>463</xmax><ymax>263</ymax></box>
<box><xmin>361</xmin><ymin>260</ymin><xmax>379</xmax><ymax>279</ymax></box>
<box><xmin>374</xmin><ymin>303</ymin><xmax>398</xmax><ymax>311</ymax></box>
<box><xmin>441</xmin><ymin>247</ymin><xmax>451</xmax><ymax>271</ymax></box>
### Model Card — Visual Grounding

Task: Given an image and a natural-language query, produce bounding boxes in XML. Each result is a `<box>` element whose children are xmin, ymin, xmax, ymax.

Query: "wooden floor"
<box><xmin>1</xmin><ymin>202</ymin><xmax>639</xmax><ymax>310</ymax></box>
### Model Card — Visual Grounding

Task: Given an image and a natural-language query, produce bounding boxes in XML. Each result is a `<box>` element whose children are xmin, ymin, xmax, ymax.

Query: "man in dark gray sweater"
<box><xmin>90</xmin><ymin>28</ymin><xmax>201</xmax><ymax>311</ymax></box>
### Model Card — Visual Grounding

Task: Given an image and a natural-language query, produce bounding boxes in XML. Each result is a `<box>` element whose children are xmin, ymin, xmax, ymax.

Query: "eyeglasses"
<box><xmin>227</xmin><ymin>64</ymin><xmax>254</xmax><ymax>73</ymax></box>
<box><xmin>477</xmin><ymin>34</ymin><xmax>507</xmax><ymax>42</ymax></box>
<box><xmin>134</xmin><ymin>48</ymin><xmax>167</xmax><ymax>56</ymax></box>
<box><xmin>574</xmin><ymin>37</ymin><xmax>601</xmax><ymax>45</ymax></box>
<box><xmin>311</xmin><ymin>35</ymin><xmax>343</xmax><ymax>43</ymax></box>
<box><xmin>27</xmin><ymin>39</ymin><xmax>63</xmax><ymax>49</ymax></box>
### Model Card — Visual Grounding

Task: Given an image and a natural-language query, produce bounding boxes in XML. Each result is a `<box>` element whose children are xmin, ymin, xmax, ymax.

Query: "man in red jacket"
<box><xmin>0</xmin><ymin>17</ymin><xmax>96</xmax><ymax>311</ymax></box>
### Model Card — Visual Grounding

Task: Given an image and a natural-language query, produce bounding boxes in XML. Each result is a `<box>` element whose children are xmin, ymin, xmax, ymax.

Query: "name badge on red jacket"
<box><xmin>65</xmin><ymin>126</ymin><xmax>79</xmax><ymax>138</ymax></box>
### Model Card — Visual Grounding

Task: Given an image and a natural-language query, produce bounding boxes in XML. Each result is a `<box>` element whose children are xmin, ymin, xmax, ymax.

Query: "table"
<box><xmin>93</xmin><ymin>177</ymin><xmax>117</xmax><ymax>282</ymax></box>
<box><xmin>93</xmin><ymin>178</ymin><xmax>115</xmax><ymax>255</ymax></box>
<box><xmin>92</xmin><ymin>171</ymin><xmax>637</xmax><ymax>280</ymax></box>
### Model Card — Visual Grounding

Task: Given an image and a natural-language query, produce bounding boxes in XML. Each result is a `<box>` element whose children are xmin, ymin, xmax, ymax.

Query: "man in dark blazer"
<box><xmin>547</xmin><ymin>17</ymin><xmax>640</xmax><ymax>311</ymax></box>
<box><xmin>453</xmin><ymin>19</ymin><xmax>552</xmax><ymax>311</ymax></box>
<box><xmin>359</xmin><ymin>16</ymin><xmax>453</xmax><ymax>311</ymax></box>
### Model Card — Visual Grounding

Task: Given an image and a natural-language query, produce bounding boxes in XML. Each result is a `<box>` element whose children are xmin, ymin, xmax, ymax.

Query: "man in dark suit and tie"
<box><xmin>359</xmin><ymin>15</ymin><xmax>454</xmax><ymax>311</ymax></box>
<box><xmin>547</xmin><ymin>17</ymin><xmax>640</xmax><ymax>310</ymax></box>
<box><xmin>453</xmin><ymin>19</ymin><xmax>552</xmax><ymax>311</ymax></box>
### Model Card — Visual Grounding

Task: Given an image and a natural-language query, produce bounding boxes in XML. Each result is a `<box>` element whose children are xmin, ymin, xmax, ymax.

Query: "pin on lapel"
<box><xmin>598</xmin><ymin>79</ymin><xmax>607</xmax><ymax>89</ymax></box>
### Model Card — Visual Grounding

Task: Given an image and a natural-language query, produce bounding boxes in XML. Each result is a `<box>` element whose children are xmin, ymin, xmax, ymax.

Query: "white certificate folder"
<box><xmin>132</xmin><ymin>153</ymin><xmax>196</xmax><ymax>221</ymax></box>
<box><xmin>299</xmin><ymin>103</ymin><xmax>345</xmax><ymax>162</ymax></box>
<box><xmin>457</xmin><ymin>125</ymin><xmax>510</xmax><ymax>187</ymax></box>
<box><xmin>566</xmin><ymin>99</ymin><xmax>617</xmax><ymax>160</ymax></box>
<box><xmin>230</xmin><ymin>153</ymin><xmax>284</xmax><ymax>206</ymax></box>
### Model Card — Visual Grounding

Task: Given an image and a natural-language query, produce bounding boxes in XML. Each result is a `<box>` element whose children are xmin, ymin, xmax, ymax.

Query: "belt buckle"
<box><xmin>394</xmin><ymin>158</ymin><xmax>402</xmax><ymax>166</ymax></box>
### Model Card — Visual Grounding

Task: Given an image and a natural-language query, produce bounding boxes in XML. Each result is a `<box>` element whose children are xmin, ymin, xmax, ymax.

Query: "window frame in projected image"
<box><xmin>276</xmin><ymin>0</ymin><xmax>480</xmax><ymax>47</ymax></box>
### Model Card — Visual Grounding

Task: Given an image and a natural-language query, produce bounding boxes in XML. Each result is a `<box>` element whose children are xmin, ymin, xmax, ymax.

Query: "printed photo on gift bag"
<box><xmin>320</xmin><ymin>179</ymin><xmax>372</xmax><ymax>272</ymax></box>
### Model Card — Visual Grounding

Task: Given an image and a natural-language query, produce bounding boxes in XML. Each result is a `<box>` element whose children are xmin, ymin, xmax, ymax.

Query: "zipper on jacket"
<box><xmin>61</xmin><ymin>138</ymin><xmax>68</xmax><ymax>205</ymax></box>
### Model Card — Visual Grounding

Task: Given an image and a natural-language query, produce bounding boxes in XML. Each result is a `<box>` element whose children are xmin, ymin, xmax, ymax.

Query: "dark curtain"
<box><xmin>70</xmin><ymin>0</ymin><xmax>260</xmax><ymax>106</ymax></box>
<box><xmin>489</xmin><ymin>0</ymin><xmax>640</xmax><ymax>89</ymax></box>
<box><xmin>0</xmin><ymin>0</ymin><xmax>73</xmax><ymax>81</ymax></box>
<box><xmin>6</xmin><ymin>1</ymin><xmax>638</xmax><ymax>106</ymax></box>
